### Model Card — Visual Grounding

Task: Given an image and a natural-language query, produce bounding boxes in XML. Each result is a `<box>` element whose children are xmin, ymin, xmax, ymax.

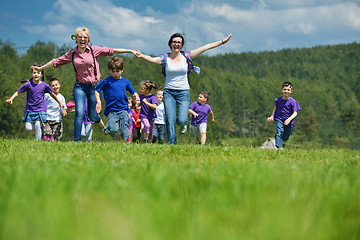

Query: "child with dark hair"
<box><xmin>139</xmin><ymin>80</ymin><xmax>159</xmax><ymax>143</ymax></box>
<box><xmin>267</xmin><ymin>81</ymin><xmax>301</xmax><ymax>149</ymax></box>
<box><xmin>95</xmin><ymin>56</ymin><xmax>139</xmax><ymax>142</ymax></box>
<box><xmin>188</xmin><ymin>91</ymin><xmax>214</xmax><ymax>145</ymax></box>
<box><xmin>6</xmin><ymin>63</ymin><xmax>65</xmax><ymax>140</ymax></box>
<box><xmin>43</xmin><ymin>78</ymin><xmax>67</xmax><ymax>141</ymax></box>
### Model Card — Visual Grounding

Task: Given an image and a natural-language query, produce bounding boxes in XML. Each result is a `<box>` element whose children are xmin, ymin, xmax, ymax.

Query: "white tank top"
<box><xmin>164</xmin><ymin>56</ymin><xmax>189</xmax><ymax>90</ymax></box>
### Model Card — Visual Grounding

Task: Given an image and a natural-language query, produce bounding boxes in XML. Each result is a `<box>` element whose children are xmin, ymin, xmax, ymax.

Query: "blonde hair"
<box><xmin>71</xmin><ymin>27</ymin><xmax>91</xmax><ymax>41</ymax></box>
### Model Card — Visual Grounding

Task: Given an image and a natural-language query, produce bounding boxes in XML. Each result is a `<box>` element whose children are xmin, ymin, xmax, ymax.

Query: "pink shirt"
<box><xmin>52</xmin><ymin>45</ymin><xmax>114</xmax><ymax>84</ymax></box>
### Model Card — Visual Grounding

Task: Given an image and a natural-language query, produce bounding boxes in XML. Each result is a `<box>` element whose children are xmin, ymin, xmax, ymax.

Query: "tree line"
<box><xmin>0</xmin><ymin>40</ymin><xmax>359</xmax><ymax>148</ymax></box>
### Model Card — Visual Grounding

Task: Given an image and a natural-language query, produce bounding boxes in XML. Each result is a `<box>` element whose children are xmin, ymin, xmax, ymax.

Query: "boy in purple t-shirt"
<box><xmin>6</xmin><ymin>63</ymin><xmax>64</xmax><ymax>141</ymax></box>
<box><xmin>267</xmin><ymin>81</ymin><xmax>301</xmax><ymax>149</ymax></box>
<box><xmin>189</xmin><ymin>91</ymin><xmax>215</xmax><ymax>145</ymax></box>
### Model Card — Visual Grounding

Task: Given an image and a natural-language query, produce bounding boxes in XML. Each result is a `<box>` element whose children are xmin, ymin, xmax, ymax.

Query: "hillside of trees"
<box><xmin>0</xmin><ymin>40</ymin><xmax>359</xmax><ymax>148</ymax></box>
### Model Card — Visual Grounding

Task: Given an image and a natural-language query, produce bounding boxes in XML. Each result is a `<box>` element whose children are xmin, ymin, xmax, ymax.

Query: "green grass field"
<box><xmin>0</xmin><ymin>139</ymin><xmax>359</xmax><ymax>240</ymax></box>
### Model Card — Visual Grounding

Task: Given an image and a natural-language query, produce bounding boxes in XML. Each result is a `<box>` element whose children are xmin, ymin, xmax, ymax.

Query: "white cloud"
<box><xmin>20</xmin><ymin>0</ymin><xmax>360</xmax><ymax>55</ymax></box>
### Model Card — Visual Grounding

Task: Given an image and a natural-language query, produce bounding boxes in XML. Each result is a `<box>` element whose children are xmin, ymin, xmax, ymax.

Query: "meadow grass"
<box><xmin>0</xmin><ymin>139</ymin><xmax>359</xmax><ymax>240</ymax></box>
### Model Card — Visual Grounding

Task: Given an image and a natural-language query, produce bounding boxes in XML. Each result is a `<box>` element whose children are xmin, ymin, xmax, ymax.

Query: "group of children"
<box><xmin>6</xmin><ymin>58</ymin><xmax>300</xmax><ymax>149</ymax></box>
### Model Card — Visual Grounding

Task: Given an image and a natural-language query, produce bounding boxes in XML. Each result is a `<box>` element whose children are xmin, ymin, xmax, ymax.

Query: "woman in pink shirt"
<box><xmin>32</xmin><ymin>27</ymin><xmax>137</xmax><ymax>142</ymax></box>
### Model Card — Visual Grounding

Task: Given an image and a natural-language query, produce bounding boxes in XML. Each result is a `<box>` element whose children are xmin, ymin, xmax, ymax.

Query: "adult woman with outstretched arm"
<box><xmin>135</xmin><ymin>33</ymin><xmax>232</xmax><ymax>144</ymax></box>
<box><xmin>32</xmin><ymin>27</ymin><xmax>137</xmax><ymax>142</ymax></box>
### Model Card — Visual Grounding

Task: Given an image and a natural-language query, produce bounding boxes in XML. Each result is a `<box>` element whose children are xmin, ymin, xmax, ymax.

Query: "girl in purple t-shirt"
<box><xmin>189</xmin><ymin>91</ymin><xmax>215</xmax><ymax>145</ymax></box>
<box><xmin>6</xmin><ymin>63</ymin><xmax>65</xmax><ymax>141</ymax></box>
<box><xmin>139</xmin><ymin>81</ymin><xmax>159</xmax><ymax>143</ymax></box>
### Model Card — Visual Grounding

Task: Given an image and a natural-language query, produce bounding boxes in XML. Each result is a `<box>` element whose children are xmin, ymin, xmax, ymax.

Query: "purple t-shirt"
<box><xmin>139</xmin><ymin>94</ymin><xmax>157</xmax><ymax>121</ymax></box>
<box><xmin>190</xmin><ymin>101</ymin><xmax>212</xmax><ymax>126</ymax></box>
<box><xmin>128</xmin><ymin>109</ymin><xmax>135</xmax><ymax>129</ymax></box>
<box><xmin>274</xmin><ymin>97</ymin><xmax>301</xmax><ymax>124</ymax></box>
<box><xmin>18</xmin><ymin>81</ymin><xmax>53</xmax><ymax>112</ymax></box>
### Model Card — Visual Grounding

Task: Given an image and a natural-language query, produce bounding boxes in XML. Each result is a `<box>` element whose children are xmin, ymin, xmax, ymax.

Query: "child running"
<box><xmin>267</xmin><ymin>81</ymin><xmax>301</xmax><ymax>150</ymax></box>
<box><xmin>188</xmin><ymin>91</ymin><xmax>215</xmax><ymax>145</ymax></box>
<box><xmin>6</xmin><ymin>63</ymin><xmax>65</xmax><ymax>141</ymax></box>
<box><xmin>127</xmin><ymin>97</ymin><xmax>135</xmax><ymax>143</ymax></box>
<box><xmin>132</xmin><ymin>101</ymin><xmax>142</xmax><ymax>143</ymax></box>
<box><xmin>43</xmin><ymin>78</ymin><xmax>67</xmax><ymax>141</ymax></box>
<box><xmin>139</xmin><ymin>81</ymin><xmax>158</xmax><ymax>143</ymax></box>
<box><xmin>152</xmin><ymin>89</ymin><xmax>165</xmax><ymax>144</ymax></box>
<box><xmin>95</xmin><ymin>56</ymin><xmax>139</xmax><ymax>142</ymax></box>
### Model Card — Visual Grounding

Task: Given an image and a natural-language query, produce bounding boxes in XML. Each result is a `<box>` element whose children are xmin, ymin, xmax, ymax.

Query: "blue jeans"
<box><xmin>275</xmin><ymin>120</ymin><xmax>293</xmax><ymax>148</ymax></box>
<box><xmin>163</xmin><ymin>89</ymin><xmax>190</xmax><ymax>144</ymax></box>
<box><xmin>73</xmin><ymin>81</ymin><xmax>101</xmax><ymax>141</ymax></box>
<box><xmin>106</xmin><ymin>110</ymin><xmax>130</xmax><ymax>140</ymax></box>
<box><xmin>152</xmin><ymin>124</ymin><xmax>165</xmax><ymax>144</ymax></box>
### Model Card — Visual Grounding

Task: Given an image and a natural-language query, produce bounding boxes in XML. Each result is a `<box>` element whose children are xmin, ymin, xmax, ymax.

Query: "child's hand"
<box><xmin>60</xmin><ymin>103</ymin><xmax>65</xmax><ymax>109</ymax></box>
<box><xmin>284</xmin><ymin>119</ymin><xmax>291</xmax><ymax>125</ymax></box>
<box><xmin>134</xmin><ymin>50</ymin><xmax>142</xmax><ymax>58</ymax></box>
<box><xmin>267</xmin><ymin>116</ymin><xmax>274</xmax><ymax>122</ymax></box>
<box><xmin>5</xmin><ymin>99</ymin><xmax>13</xmax><ymax>104</ymax></box>
<box><xmin>142</xmin><ymin>98</ymin><xmax>148</xmax><ymax>104</ymax></box>
<box><xmin>211</xmin><ymin>118</ymin><xmax>215</xmax><ymax>122</ymax></box>
<box><xmin>96</xmin><ymin>102</ymin><xmax>102</xmax><ymax>113</ymax></box>
<box><xmin>192</xmin><ymin>112</ymin><xmax>199</xmax><ymax>118</ymax></box>
<box><xmin>61</xmin><ymin>109</ymin><xmax>67</xmax><ymax>116</ymax></box>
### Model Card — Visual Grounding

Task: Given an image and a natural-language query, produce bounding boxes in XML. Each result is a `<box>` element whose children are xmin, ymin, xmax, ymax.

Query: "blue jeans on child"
<box><xmin>73</xmin><ymin>81</ymin><xmax>101</xmax><ymax>142</ymax></box>
<box><xmin>152</xmin><ymin>124</ymin><xmax>165</xmax><ymax>144</ymax></box>
<box><xmin>275</xmin><ymin>120</ymin><xmax>293</xmax><ymax>148</ymax></box>
<box><xmin>163</xmin><ymin>89</ymin><xmax>190</xmax><ymax>144</ymax></box>
<box><xmin>106</xmin><ymin>110</ymin><xmax>130</xmax><ymax>140</ymax></box>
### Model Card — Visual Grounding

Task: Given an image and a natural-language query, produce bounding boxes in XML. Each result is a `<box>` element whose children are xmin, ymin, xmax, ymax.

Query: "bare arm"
<box><xmin>133</xmin><ymin>92</ymin><xmax>140</xmax><ymax>102</ymax></box>
<box><xmin>95</xmin><ymin>91</ymin><xmax>102</xmax><ymax>113</ymax></box>
<box><xmin>190</xmin><ymin>34</ymin><xmax>232</xmax><ymax>59</ymax></box>
<box><xmin>284</xmin><ymin>111</ymin><xmax>298</xmax><ymax>125</ymax></box>
<box><xmin>267</xmin><ymin>106</ymin><xmax>277</xmax><ymax>121</ymax></box>
<box><xmin>142</xmin><ymin>98</ymin><xmax>157</xmax><ymax>109</ymax></box>
<box><xmin>113</xmin><ymin>48</ymin><xmax>138</xmax><ymax>56</ymax></box>
<box><xmin>6</xmin><ymin>91</ymin><xmax>21</xmax><ymax>104</ymax></box>
<box><xmin>135</xmin><ymin>50</ymin><xmax>162</xmax><ymax>64</ymax></box>
<box><xmin>209</xmin><ymin>110</ymin><xmax>215</xmax><ymax>122</ymax></box>
<box><xmin>189</xmin><ymin>108</ymin><xmax>199</xmax><ymax>118</ymax></box>
<box><xmin>31</xmin><ymin>60</ymin><xmax>54</xmax><ymax>72</ymax></box>
<box><xmin>50</xmin><ymin>92</ymin><xmax>65</xmax><ymax>109</ymax></box>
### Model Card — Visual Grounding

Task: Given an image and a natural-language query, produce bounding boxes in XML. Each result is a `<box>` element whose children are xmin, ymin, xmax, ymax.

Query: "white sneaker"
<box><xmin>180</xmin><ymin>125</ymin><xmax>187</xmax><ymax>134</ymax></box>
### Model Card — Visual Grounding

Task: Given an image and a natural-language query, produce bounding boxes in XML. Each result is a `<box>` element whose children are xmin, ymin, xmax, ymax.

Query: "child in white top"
<box><xmin>43</xmin><ymin>78</ymin><xmax>67</xmax><ymax>141</ymax></box>
<box><xmin>152</xmin><ymin>89</ymin><xmax>165</xmax><ymax>144</ymax></box>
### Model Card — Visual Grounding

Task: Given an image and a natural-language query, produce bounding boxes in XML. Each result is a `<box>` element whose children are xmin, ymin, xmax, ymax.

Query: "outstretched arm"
<box><xmin>134</xmin><ymin>50</ymin><xmax>162</xmax><ymax>64</ymax></box>
<box><xmin>31</xmin><ymin>60</ymin><xmax>54</xmax><ymax>72</ymax></box>
<box><xmin>113</xmin><ymin>48</ymin><xmax>138</xmax><ymax>56</ymax></box>
<box><xmin>190</xmin><ymin>34</ymin><xmax>232</xmax><ymax>59</ymax></box>
<box><xmin>6</xmin><ymin>91</ymin><xmax>21</xmax><ymax>104</ymax></box>
<box><xmin>50</xmin><ymin>92</ymin><xmax>65</xmax><ymax>109</ymax></box>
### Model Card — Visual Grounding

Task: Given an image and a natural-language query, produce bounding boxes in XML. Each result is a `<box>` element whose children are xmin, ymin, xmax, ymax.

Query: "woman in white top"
<box><xmin>135</xmin><ymin>33</ymin><xmax>232</xmax><ymax>144</ymax></box>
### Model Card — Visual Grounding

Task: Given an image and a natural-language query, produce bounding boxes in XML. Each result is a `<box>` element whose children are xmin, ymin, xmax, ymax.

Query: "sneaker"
<box><xmin>180</xmin><ymin>125</ymin><xmax>187</xmax><ymax>134</ymax></box>
<box><xmin>103</xmin><ymin>127</ymin><xmax>108</xmax><ymax>135</ymax></box>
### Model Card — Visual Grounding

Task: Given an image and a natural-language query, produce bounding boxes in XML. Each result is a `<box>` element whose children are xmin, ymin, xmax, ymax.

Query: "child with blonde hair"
<box><xmin>139</xmin><ymin>81</ymin><xmax>159</xmax><ymax>143</ymax></box>
<box><xmin>6</xmin><ymin>63</ymin><xmax>65</xmax><ymax>140</ymax></box>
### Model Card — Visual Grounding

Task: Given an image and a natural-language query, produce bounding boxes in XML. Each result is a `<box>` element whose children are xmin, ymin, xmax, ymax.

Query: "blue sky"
<box><xmin>1</xmin><ymin>0</ymin><xmax>360</xmax><ymax>56</ymax></box>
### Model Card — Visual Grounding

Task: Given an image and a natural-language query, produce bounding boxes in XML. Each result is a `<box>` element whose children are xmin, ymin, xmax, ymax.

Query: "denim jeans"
<box><xmin>152</xmin><ymin>124</ymin><xmax>165</xmax><ymax>144</ymax></box>
<box><xmin>163</xmin><ymin>89</ymin><xmax>190</xmax><ymax>144</ymax></box>
<box><xmin>73</xmin><ymin>81</ymin><xmax>101</xmax><ymax>141</ymax></box>
<box><xmin>275</xmin><ymin>120</ymin><xmax>293</xmax><ymax>148</ymax></box>
<box><xmin>106</xmin><ymin>110</ymin><xmax>130</xmax><ymax>140</ymax></box>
